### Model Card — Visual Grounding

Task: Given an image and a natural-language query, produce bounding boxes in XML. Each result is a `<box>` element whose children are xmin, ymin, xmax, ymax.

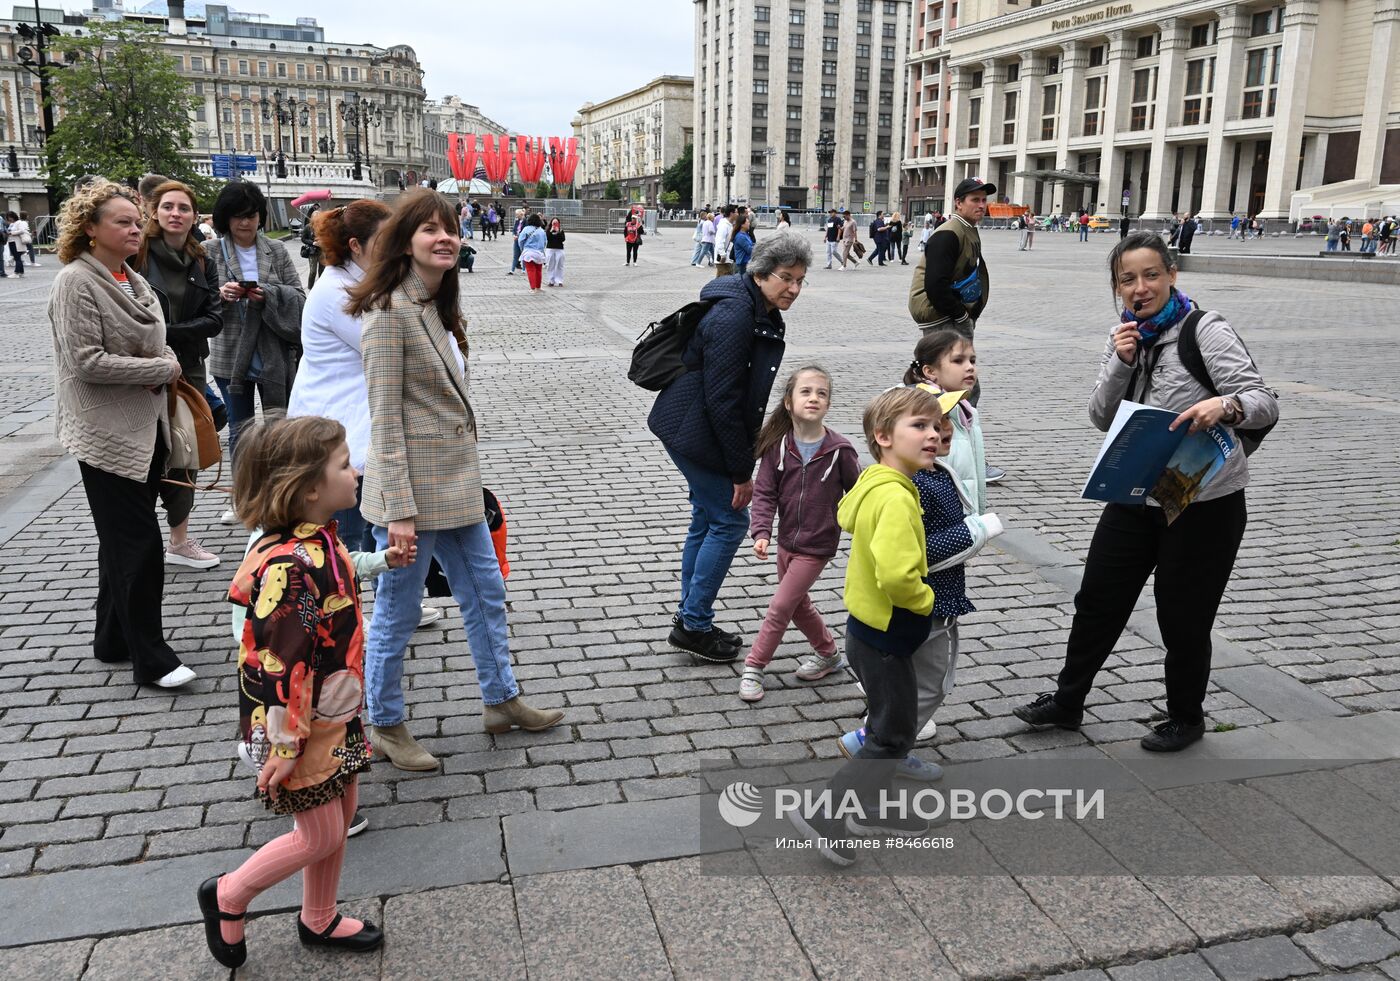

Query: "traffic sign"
<box><xmin>235</xmin><ymin>154</ymin><xmax>257</xmax><ymax>168</ymax></box>
<box><xmin>210</xmin><ymin>153</ymin><xmax>231</xmax><ymax>165</ymax></box>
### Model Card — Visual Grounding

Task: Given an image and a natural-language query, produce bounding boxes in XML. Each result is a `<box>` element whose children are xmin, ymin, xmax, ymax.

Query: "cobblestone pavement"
<box><xmin>0</xmin><ymin>227</ymin><xmax>1398</xmax><ymax>978</ymax></box>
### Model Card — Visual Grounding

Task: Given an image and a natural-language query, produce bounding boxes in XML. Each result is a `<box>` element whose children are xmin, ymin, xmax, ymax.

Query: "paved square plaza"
<box><xmin>1</xmin><ymin>225</ymin><xmax>1399</xmax><ymax>978</ymax></box>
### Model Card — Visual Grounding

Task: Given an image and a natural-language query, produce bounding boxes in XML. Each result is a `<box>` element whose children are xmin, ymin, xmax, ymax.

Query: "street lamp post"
<box><xmin>338</xmin><ymin>92</ymin><xmax>382</xmax><ymax>184</ymax></box>
<box><xmin>815</xmin><ymin>131</ymin><xmax>836</xmax><ymax>213</ymax></box>
<box><xmin>723</xmin><ymin>158</ymin><xmax>735</xmax><ymax>206</ymax></box>
<box><xmin>262</xmin><ymin>89</ymin><xmax>310</xmax><ymax>161</ymax></box>
<box><xmin>15</xmin><ymin>0</ymin><xmax>61</xmax><ymax>215</ymax></box>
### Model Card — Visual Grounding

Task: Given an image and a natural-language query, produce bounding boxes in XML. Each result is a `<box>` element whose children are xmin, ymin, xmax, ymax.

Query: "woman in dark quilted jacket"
<box><xmin>647</xmin><ymin>235</ymin><xmax>812</xmax><ymax>663</ymax></box>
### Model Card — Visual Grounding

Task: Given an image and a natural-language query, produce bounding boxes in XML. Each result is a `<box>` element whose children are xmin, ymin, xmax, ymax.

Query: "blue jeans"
<box><xmin>667</xmin><ymin>449</ymin><xmax>748</xmax><ymax>632</ymax></box>
<box><xmin>364</xmin><ymin>521</ymin><xmax>517</xmax><ymax>726</ymax></box>
<box><xmin>214</xmin><ymin>376</ymin><xmax>257</xmax><ymax>466</ymax></box>
<box><xmin>1079</xmin><ymin>225</ymin><xmax>1089</xmax><ymax>241</ymax></box>
<box><xmin>510</xmin><ymin>238</ymin><xmax>522</xmax><ymax>271</ymax></box>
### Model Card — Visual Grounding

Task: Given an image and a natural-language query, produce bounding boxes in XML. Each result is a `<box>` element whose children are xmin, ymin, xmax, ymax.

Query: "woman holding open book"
<box><xmin>1011</xmin><ymin>230</ymin><xmax>1278</xmax><ymax>754</ymax></box>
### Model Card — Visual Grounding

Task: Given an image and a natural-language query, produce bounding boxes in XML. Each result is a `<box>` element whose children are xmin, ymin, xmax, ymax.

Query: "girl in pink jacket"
<box><xmin>740</xmin><ymin>366</ymin><xmax>862</xmax><ymax>701</ymax></box>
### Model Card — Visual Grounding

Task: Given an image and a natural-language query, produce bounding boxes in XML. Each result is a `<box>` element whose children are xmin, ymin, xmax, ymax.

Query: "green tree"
<box><xmin>661</xmin><ymin>143</ymin><xmax>693</xmax><ymax>208</ymax></box>
<box><xmin>660</xmin><ymin>190</ymin><xmax>680</xmax><ymax>207</ymax></box>
<box><xmin>534</xmin><ymin>179</ymin><xmax>554</xmax><ymax>199</ymax></box>
<box><xmin>604</xmin><ymin>179</ymin><xmax>622</xmax><ymax>201</ymax></box>
<box><xmin>46</xmin><ymin>21</ymin><xmax>213</xmax><ymax>199</ymax></box>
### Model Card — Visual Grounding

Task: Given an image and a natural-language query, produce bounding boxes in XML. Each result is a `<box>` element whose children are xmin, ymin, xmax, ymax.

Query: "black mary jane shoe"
<box><xmin>197</xmin><ymin>876</ymin><xmax>247</xmax><ymax>968</ymax></box>
<box><xmin>297</xmin><ymin>913</ymin><xmax>384</xmax><ymax>952</ymax></box>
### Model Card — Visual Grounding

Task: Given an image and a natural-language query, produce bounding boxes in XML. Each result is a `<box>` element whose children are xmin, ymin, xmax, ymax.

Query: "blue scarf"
<box><xmin>1122</xmin><ymin>288</ymin><xmax>1192</xmax><ymax>349</ymax></box>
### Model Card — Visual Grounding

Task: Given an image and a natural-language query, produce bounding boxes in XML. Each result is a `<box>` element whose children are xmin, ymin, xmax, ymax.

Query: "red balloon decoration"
<box><xmin>514</xmin><ymin>136</ymin><xmax>546</xmax><ymax>185</ymax></box>
<box><xmin>481</xmin><ymin>133</ymin><xmax>512</xmax><ymax>184</ymax></box>
<box><xmin>548</xmin><ymin>136</ymin><xmax>580</xmax><ymax>186</ymax></box>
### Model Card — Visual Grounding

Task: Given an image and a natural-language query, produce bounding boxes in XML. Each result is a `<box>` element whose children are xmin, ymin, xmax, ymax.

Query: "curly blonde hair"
<box><xmin>56</xmin><ymin>180</ymin><xmax>142</xmax><ymax>264</ymax></box>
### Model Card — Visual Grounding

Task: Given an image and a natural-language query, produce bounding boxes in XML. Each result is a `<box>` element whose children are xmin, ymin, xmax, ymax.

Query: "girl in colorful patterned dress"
<box><xmin>197</xmin><ymin>416</ymin><xmax>413</xmax><ymax>969</ymax></box>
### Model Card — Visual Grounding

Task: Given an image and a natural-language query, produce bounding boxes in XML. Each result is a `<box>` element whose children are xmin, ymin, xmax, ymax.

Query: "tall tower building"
<box><xmin>693</xmin><ymin>0</ymin><xmax>912</xmax><ymax>213</ymax></box>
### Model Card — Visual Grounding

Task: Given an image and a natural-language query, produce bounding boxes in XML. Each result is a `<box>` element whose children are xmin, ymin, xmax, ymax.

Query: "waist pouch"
<box><xmin>953</xmin><ymin>268</ymin><xmax>981</xmax><ymax>305</ymax></box>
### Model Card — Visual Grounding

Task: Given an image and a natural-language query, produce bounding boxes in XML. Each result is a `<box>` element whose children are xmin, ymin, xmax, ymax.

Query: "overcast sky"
<box><xmin>75</xmin><ymin>1</ymin><xmax>696</xmax><ymax>134</ymax></box>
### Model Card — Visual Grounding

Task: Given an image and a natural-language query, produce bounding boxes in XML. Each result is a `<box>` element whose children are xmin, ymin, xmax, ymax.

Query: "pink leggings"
<box><xmin>219</xmin><ymin>778</ymin><xmax>357</xmax><ymax>933</ymax></box>
<box><xmin>745</xmin><ymin>548</ymin><xmax>837</xmax><ymax>669</ymax></box>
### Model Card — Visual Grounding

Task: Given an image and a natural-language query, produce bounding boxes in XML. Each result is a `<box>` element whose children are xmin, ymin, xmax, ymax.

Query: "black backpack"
<box><xmin>628</xmin><ymin>299</ymin><xmax>718</xmax><ymax>391</ymax></box>
<box><xmin>1131</xmin><ymin>309</ymin><xmax>1276</xmax><ymax>456</ymax></box>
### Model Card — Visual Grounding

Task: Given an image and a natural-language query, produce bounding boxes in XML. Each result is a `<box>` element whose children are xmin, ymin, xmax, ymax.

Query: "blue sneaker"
<box><xmin>837</xmin><ymin>728</ymin><xmax>942</xmax><ymax>781</ymax></box>
<box><xmin>896</xmin><ymin>755</ymin><xmax>943</xmax><ymax>782</ymax></box>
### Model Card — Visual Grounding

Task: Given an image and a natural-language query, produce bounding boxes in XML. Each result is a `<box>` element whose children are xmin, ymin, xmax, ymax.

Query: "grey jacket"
<box><xmin>1089</xmin><ymin>308</ymin><xmax>1279</xmax><ymax>503</ymax></box>
<box><xmin>204</xmin><ymin>232</ymin><xmax>305</xmax><ymax>406</ymax></box>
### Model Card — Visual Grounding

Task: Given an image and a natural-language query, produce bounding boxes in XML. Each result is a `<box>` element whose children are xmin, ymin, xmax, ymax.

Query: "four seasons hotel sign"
<box><xmin>1051</xmin><ymin>3</ymin><xmax>1134</xmax><ymax>30</ymax></box>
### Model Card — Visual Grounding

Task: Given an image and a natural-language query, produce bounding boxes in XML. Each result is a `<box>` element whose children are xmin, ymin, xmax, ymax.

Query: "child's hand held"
<box><xmin>257</xmin><ymin>754</ymin><xmax>298</xmax><ymax>802</ymax></box>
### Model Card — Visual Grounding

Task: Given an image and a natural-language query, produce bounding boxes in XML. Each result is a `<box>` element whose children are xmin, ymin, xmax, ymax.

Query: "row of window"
<box><xmin>958</xmin><ymin>45</ymin><xmax>1281</xmax><ymax>148</ymax></box>
<box><xmin>749</xmin><ymin>34</ymin><xmax>900</xmax><ymax>61</ymax></box>
<box><xmin>752</xmin><ymin>79</ymin><xmax>896</xmax><ymax>105</ymax></box>
<box><xmin>176</xmin><ymin>54</ymin><xmax>418</xmax><ymax>88</ymax></box>
<box><xmin>754</xmin><ymin>1</ymin><xmax>902</xmax><ymax>23</ymax></box>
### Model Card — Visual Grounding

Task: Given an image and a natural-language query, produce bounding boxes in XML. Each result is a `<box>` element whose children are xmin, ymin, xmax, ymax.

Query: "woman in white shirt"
<box><xmin>287</xmin><ymin>199</ymin><xmax>391</xmax><ymax>551</ymax></box>
<box><xmin>6</xmin><ymin>212</ymin><xmax>29</xmax><ymax>276</ymax></box>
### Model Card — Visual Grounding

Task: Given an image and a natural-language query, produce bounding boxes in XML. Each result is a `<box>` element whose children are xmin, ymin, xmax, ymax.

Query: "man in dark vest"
<box><xmin>907</xmin><ymin>176</ymin><xmax>1005</xmax><ymax>483</ymax></box>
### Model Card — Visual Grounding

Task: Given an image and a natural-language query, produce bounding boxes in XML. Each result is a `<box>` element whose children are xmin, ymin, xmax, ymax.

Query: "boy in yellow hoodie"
<box><xmin>788</xmin><ymin>386</ymin><xmax>944</xmax><ymax>865</ymax></box>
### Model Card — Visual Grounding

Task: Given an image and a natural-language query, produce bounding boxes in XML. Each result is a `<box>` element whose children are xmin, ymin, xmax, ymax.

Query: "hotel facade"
<box><xmin>901</xmin><ymin>0</ymin><xmax>1398</xmax><ymax>222</ymax></box>
<box><xmin>574</xmin><ymin>75</ymin><xmax>694</xmax><ymax>205</ymax></box>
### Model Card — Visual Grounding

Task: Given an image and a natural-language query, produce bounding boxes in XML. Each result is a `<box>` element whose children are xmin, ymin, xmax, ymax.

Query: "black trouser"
<box><xmin>79</xmin><ymin>439</ymin><xmax>182</xmax><ymax>684</ymax></box>
<box><xmin>1054</xmin><ymin>491</ymin><xmax>1247</xmax><ymax>726</ymax></box>
<box><xmin>625</xmin><ymin>240</ymin><xmax>640</xmax><ymax>263</ymax></box>
<box><xmin>830</xmin><ymin>632</ymin><xmax>917</xmax><ymax>815</ymax></box>
<box><xmin>9</xmin><ymin>240</ymin><xmax>23</xmax><ymax>275</ymax></box>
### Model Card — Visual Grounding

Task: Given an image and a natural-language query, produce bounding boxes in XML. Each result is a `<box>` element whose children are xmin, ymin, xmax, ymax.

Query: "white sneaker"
<box><xmin>219</xmin><ymin>507</ymin><xmax>239</xmax><ymax>525</ymax></box>
<box><xmin>236</xmin><ymin>740</ymin><xmax>259</xmax><ymax>771</ymax></box>
<box><xmin>916</xmin><ymin>718</ymin><xmax>937</xmax><ymax>742</ymax></box>
<box><xmin>154</xmin><ymin>664</ymin><xmax>197</xmax><ymax>688</ymax></box>
<box><xmin>165</xmin><ymin>539</ymin><xmax>220</xmax><ymax>570</ymax></box>
<box><xmin>417</xmin><ymin>605</ymin><xmax>443</xmax><ymax>628</ymax></box>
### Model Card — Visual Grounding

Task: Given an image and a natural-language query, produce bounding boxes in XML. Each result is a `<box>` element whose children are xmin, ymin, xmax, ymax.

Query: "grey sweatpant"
<box><xmin>913</xmin><ymin>617</ymin><xmax>960</xmax><ymax>732</ymax></box>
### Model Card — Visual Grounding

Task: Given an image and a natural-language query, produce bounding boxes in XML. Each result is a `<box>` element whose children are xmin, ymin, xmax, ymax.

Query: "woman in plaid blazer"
<box><xmin>349</xmin><ymin>189</ymin><xmax>563</xmax><ymax>771</ymax></box>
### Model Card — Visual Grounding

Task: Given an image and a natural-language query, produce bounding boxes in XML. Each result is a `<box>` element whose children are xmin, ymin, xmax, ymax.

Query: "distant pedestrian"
<box><xmin>1229</xmin><ymin>213</ymin><xmax>1241</xmax><ymax>240</ymax></box>
<box><xmin>624</xmin><ymin>211</ymin><xmax>645</xmax><ymax>265</ymax></box>
<box><xmin>5</xmin><ymin>211</ymin><xmax>26</xmax><ymax>275</ymax></box>
<box><xmin>713</xmin><ymin>204</ymin><xmax>738</xmax><ymax>277</ymax></box>
<box><xmin>1078</xmin><ymin>211</ymin><xmax>1090</xmax><ymax>242</ymax></box>
<box><xmin>545</xmin><ymin>217</ymin><xmax>566</xmax><ymax>286</ymax></box>
<box><xmin>868</xmin><ymin>211</ymin><xmax>889</xmax><ymax>266</ymax></box>
<box><xmin>888</xmin><ymin>212</ymin><xmax>907</xmax><ymax>264</ymax></box>
<box><xmin>507</xmin><ymin>208</ymin><xmax>525</xmax><ymax>274</ymax></box>
<box><xmin>823</xmin><ymin>208</ymin><xmax>842</xmax><ymax>269</ymax></box>
<box><xmin>691</xmin><ymin>212</ymin><xmax>712</xmax><ymax>265</ymax></box>
<box><xmin>1119</xmin><ymin>213</ymin><xmax>1130</xmax><ymax>240</ymax></box>
<box><xmin>775</xmin><ymin>210</ymin><xmax>792</xmax><ymax>234</ymax></box>
<box><xmin>1176</xmin><ymin>213</ymin><xmax>1197</xmax><ymax>254</ymax></box>
<box><xmin>739</xmin><ymin>365</ymin><xmax>860</xmax><ymax>702</ymax></box>
<box><xmin>1325</xmin><ymin>220</ymin><xmax>1341</xmax><ymax>252</ymax></box>
<box><xmin>732</xmin><ymin>215</ymin><xmax>754</xmax><ymax>275</ymax></box>
<box><xmin>1017</xmin><ymin>213</ymin><xmax>1030</xmax><ymax>251</ymax></box>
<box><xmin>1361</xmin><ymin>219</ymin><xmax>1375</xmax><ymax>253</ymax></box>
<box><xmin>517</xmin><ymin>213</ymin><xmax>547</xmax><ymax>291</ymax></box>
<box><xmin>840</xmin><ymin>208</ymin><xmax>859</xmax><ymax>269</ymax></box>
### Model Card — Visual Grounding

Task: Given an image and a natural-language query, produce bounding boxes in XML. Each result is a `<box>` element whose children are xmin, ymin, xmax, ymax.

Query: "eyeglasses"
<box><xmin>772</xmin><ymin>271</ymin><xmax>806</xmax><ymax>289</ymax></box>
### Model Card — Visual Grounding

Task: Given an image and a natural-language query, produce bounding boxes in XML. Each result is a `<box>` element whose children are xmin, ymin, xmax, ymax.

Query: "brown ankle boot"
<box><xmin>367</xmin><ymin>723</ymin><xmax>438</xmax><ymax>771</ymax></box>
<box><xmin>483</xmin><ymin>696</ymin><xmax>564</xmax><ymax>734</ymax></box>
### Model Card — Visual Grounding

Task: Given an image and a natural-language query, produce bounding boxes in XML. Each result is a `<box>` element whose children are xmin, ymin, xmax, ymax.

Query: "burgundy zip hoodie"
<box><xmin>749</xmin><ymin>427</ymin><xmax>862</xmax><ymax>559</ymax></box>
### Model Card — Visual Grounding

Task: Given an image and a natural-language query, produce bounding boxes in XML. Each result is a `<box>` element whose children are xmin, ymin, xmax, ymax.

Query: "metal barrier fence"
<box><xmin>34</xmin><ymin>215</ymin><xmax>57</xmax><ymax>247</ymax></box>
<box><xmin>606</xmin><ymin>208</ymin><xmax>660</xmax><ymax>236</ymax></box>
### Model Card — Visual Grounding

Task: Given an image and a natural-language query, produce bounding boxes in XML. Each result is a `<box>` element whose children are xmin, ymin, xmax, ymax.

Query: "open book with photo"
<box><xmin>1082</xmin><ymin>400</ymin><xmax>1237</xmax><ymax>524</ymax></box>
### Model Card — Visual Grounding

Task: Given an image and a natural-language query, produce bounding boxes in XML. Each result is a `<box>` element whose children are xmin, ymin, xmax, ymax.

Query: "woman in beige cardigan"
<box><xmin>48</xmin><ymin>180</ymin><xmax>194</xmax><ymax>689</ymax></box>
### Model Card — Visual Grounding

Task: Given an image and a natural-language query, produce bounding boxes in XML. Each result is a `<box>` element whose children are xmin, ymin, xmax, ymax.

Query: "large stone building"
<box><xmin>692</xmin><ymin>0</ymin><xmax>913</xmax><ymax>212</ymax></box>
<box><xmin>0</xmin><ymin>2</ymin><xmax>432</xmax><ymax>193</ymax></box>
<box><xmin>573</xmin><ymin>75</ymin><xmax>694</xmax><ymax>205</ymax></box>
<box><xmin>902</xmin><ymin>0</ymin><xmax>1400</xmax><ymax>222</ymax></box>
